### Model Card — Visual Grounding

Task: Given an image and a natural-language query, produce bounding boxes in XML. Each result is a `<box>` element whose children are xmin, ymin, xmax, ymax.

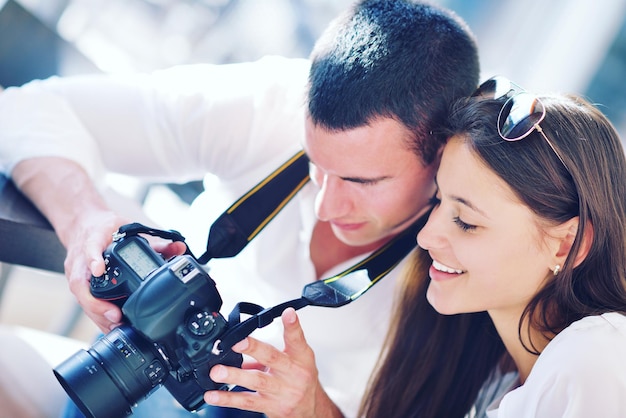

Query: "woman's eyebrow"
<box><xmin>435</xmin><ymin>176</ymin><xmax>489</xmax><ymax>218</ymax></box>
<box><xmin>451</xmin><ymin>195</ymin><xmax>488</xmax><ymax>218</ymax></box>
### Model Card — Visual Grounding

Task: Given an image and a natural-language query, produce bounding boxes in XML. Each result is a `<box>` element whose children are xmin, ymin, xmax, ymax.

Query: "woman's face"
<box><xmin>417</xmin><ymin>136</ymin><xmax>555</xmax><ymax>319</ymax></box>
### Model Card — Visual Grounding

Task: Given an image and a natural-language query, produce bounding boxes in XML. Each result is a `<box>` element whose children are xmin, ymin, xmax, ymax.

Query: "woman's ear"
<box><xmin>553</xmin><ymin>217</ymin><xmax>593</xmax><ymax>268</ymax></box>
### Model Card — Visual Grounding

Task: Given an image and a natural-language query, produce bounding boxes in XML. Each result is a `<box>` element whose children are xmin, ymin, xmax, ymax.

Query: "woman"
<box><xmin>361</xmin><ymin>78</ymin><xmax>626</xmax><ymax>417</ymax></box>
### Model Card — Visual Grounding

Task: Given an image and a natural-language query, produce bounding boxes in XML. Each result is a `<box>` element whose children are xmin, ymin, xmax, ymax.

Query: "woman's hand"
<box><xmin>205</xmin><ymin>308</ymin><xmax>343</xmax><ymax>418</ymax></box>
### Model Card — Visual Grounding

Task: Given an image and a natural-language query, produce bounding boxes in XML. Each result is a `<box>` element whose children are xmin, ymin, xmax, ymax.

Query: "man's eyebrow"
<box><xmin>308</xmin><ymin>157</ymin><xmax>388</xmax><ymax>183</ymax></box>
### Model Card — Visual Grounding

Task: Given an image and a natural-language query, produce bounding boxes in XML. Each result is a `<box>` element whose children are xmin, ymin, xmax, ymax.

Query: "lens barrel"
<box><xmin>53</xmin><ymin>325</ymin><xmax>168</xmax><ymax>418</ymax></box>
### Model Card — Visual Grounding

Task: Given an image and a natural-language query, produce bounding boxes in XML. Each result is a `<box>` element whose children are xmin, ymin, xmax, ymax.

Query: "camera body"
<box><xmin>54</xmin><ymin>234</ymin><xmax>242</xmax><ymax>418</ymax></box>
<box><xmin>90</xmin><ymin>234</ymin><xmax>165</xmax><ymax>307</ymax></box>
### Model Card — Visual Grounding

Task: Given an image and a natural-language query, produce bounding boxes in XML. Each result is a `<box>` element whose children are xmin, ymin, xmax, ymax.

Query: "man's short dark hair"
<box><xmin>307</xmin><ymin>0</ymin><xmax>479</xmax><ymax>164</ymax></box>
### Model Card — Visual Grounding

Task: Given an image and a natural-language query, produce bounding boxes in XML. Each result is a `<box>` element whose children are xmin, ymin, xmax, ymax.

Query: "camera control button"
<box><xmin>145</xmin><ymin>359</ymin><xmax>167</xmax><ymax>384</ymax></box>
<box><xmin>188</xmin><ymin>311</ymin><xmax>217</xmax><ymax>336</ymax></box>
<box><xmin>90</xmin><ymin>274</ymin><xmax>107</xmax><ymax>288</ymax></box>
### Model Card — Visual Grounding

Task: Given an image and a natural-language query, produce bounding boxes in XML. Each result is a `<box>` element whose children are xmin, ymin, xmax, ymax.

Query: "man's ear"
<box><xmin>554</xmin><ymin>217</ymin><xmax>593</xmax><ymax>268</ymax></box>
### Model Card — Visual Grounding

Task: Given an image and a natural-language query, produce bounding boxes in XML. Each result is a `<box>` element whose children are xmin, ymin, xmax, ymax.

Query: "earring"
<box><xmin>553</xmin><ymin>264</ymin><xmax>561</xmax><ymax>276</ymax></box>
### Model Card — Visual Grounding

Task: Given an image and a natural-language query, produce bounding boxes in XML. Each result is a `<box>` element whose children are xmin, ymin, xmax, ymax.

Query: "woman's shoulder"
<box><xmin>566</xmin><ymin>312</ymin><xmax>626</xmax><ymax>332</ymax></box>
<box><xmin>494</xmin><ymin>313</ymin><xmax>626</xmax><ymax>416</ymax></box>
<box><xmin>550</xmin><ymin>312</ymin><xmax>626</xmax><ymax>347</ymax></box>
<box><xmin>533</xmin><ymin>312</ymin><xmax>626</xmax><ymax>380</ymax></box>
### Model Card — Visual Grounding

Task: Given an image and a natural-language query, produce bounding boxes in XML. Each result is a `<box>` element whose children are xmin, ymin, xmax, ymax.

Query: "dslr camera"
<box><xmin>53</xmin><ymin>232</ymin><xmax>243</xmax><ymax>418</ymax></box>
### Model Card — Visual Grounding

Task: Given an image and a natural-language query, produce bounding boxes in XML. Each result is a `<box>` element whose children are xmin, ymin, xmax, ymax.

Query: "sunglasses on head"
<box><xmin>472</xmin><ymin>76</ymin><xmax>570</xmax><ymax>173</ymax></box>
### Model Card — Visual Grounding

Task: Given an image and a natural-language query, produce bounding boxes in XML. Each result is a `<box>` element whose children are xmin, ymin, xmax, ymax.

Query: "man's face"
<box><xmin>304</xmin><ymin>116</ymin><xmax>438</xmax><ymax>247</ymax></box>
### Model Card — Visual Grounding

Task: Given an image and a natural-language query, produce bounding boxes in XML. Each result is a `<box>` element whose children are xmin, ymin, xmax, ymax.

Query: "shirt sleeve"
<box><xmin>0</xmin><ymin>56</ymin><xmax>309</xmax><ymax>183</ymax></box>
<box><xmin>496</xmin><ymin>313</ymin><xmax>626</xmax><ymax>417</ymax></box>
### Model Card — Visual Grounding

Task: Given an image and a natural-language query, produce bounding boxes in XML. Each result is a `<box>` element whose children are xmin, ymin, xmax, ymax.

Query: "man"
<box><xmin>0</xmin><ymin>0</ymin><xmax>478</xmax><ymax>416</ymax></box>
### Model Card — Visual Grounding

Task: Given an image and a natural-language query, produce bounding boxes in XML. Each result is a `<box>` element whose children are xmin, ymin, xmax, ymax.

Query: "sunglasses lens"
<box><xmin>472</xmin><ymin>76</ymin><xmax>513</xmax><ymax>100</ymax></box>
<box><xmin>499</xmin><ymin>93</ymin><xmax>546</xmax><ymax>141</ymax></box>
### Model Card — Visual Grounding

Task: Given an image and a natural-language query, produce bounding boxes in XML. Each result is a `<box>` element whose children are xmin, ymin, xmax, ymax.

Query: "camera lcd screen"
<box><xmin>118</xmin><ymin>240</ymin><xmax>160</xmax><ymax>279</ymax></box>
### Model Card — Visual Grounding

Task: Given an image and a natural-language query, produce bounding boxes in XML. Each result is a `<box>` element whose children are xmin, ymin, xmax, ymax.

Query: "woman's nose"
<box><xmin>416</xmin><ymin>208</ymin><xmax>445</xmax><ymax>250</ymax></box>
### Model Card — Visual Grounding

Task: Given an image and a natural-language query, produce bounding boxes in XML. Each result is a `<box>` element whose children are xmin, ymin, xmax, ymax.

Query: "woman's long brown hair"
<box><xmin>359</xmin><ymin>249</ymin><xmax>505</xmax><ymax>418</ymax></box>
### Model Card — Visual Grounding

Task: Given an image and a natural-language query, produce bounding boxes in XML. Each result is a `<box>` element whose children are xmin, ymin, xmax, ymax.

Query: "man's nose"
<box><xmin>315</xmin><ymin>175</ymin><xmax>351</xmax><ymax>221</ymax></box>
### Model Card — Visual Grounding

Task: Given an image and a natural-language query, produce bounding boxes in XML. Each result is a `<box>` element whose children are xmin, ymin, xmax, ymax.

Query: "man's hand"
<box><xmin>11</xmin><ymin>157</ymin><xmax>188</xmax><ymax>332</ymax></box>
<box><xmin>63</xmin><ymin>207</ymin><xmax>128</xmax><ymax>331</ymax></box>
<box><xmin>204</xmin><ymin>308</ymin><xmax>344</xmax><ymax>418</ymax></box>
<box><xmin>63</xmin><ymin>211</ymin><xmax>188</xmax><ymax>332</ymax></box>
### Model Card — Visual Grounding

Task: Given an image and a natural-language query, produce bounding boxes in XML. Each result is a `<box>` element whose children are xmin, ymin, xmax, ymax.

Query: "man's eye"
<box><xmin>309</xmin><ymin>163</ymin><xmax>321</xmax><ymax>185</ymax></box>
<box><xmin>353</xmin><ymin>178</ymin><xmax>377</xmax><ymax>186</ymax></box>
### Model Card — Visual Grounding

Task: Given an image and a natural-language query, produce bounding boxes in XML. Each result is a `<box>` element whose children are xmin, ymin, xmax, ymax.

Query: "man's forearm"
<box><xmin>11</xmin><ymin>157</ymin><xmax>111</xmax><ymax>247</ymax></box>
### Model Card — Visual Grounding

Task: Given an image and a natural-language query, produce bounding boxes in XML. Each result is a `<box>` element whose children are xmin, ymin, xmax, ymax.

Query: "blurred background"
<box><xmin>2</xmin><ymin>0</ymin><xmax>626</xmax><ymax>132</ymax></box>
<box><xmin>1</xmin><ymin>0</ymin><xmax>626</xmax><ymax>341</ymax></box>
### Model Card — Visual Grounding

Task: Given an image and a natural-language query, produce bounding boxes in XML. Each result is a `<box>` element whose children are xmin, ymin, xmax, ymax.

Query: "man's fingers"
<box><xmin>281</xmin><ymin>308</ymin><xmax>312</xmax><ymax>359</ymax></box>
<box><xmin>205</xmin><ymin>310</ymin><xmax>322</xmax><ymax>417</ymax></box>
<box><xmin>66</xmin><ymin>261</ymin><xmax>122</xmax><ymax>331</ymax></box>
<box><xmin>154</xmin><ymin>240</ymin><xmax>188</xmax><ymax>259</ymax></box>
<box><xmin>231</xmin><ymin>337</ymin><xmax>290</xmax><ymax>371</ymax></box>
<box><xmin>205</xmin><ymin>387</ymin><xmax>263</xmax><ymax>414</ymax></box>
<box><xmin>84</xmin><ymin>235</ymin><xmax>107</xmax><ymax>276</ymax></box>
<box><xmin>210</xmin><ymin>364</ymin><xmax>275</xmax><ymax>395</ymax></box>
<box><xmin>229</xmin><ymin>310</ymin><xmax>314</xmax><ymax>371</ymax></box>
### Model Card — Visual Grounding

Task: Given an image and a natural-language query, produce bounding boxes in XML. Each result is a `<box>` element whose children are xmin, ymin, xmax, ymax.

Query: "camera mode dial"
<box><xmin>187</xmin><ymin>311</ymin><xmax>219</xmax><ymax>337</ymax></box>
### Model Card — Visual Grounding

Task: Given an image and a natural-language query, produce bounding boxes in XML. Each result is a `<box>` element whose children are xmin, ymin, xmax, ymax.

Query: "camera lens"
<box><xmin>54</xmin><ymin>325</ymin><xmax>168</xmax><ymax>418</ymax></box>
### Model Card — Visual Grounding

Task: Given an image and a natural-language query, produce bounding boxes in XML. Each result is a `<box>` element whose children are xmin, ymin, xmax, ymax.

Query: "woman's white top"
<box><xmin>479</xmin><ymin>312</ymin><xmax>626</xmax><ymax>417</ymax></box>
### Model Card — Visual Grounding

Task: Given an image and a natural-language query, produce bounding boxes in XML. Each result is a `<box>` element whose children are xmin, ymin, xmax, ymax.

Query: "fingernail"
<box><xmin>205</xmin><ymin>391</ymin><xmax>218</xmax><ymax>404</ymax></box>
<box><xmin>232</xmin><ymin>338</ymin><xmax>249</xmax><ymax>352</ymax></box>
<box><xmin>284</xmin><ymin>308</ymin><xmax>297</xmax><ymax>324</ymax></box>
<box><xmin>104</xmin><ymin>310</ymin><xmax>119</xmax><ymax>323</ymax></box>
<box><xmin>211</xmin><ymin>365</ymin><xmax>227</xmax><ymax>380</ymax></box>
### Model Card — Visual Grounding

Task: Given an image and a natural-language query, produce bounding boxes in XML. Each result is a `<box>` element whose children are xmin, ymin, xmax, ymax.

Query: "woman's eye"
<box><xmin>453</xmin><ymin>216</ymin><xmax>476</xmax><ymax>232</ymax></box>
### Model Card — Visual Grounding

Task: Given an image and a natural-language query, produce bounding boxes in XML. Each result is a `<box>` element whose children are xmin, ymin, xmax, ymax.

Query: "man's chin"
<box><xmin>333</xmin><ymin>228</ymin><xmax>388</xmax><ymax>250</ymax></box>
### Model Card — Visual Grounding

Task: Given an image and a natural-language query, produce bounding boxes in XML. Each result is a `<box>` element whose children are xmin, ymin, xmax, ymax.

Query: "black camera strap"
<box><xmin>122</xmin><ymin>150</ymin><xmax>421</xmax><ymax>355</ymax></box>
<box><xmin>196</xmin><ymin>150</ymin><xmax>311</xmax><ymax>264</ymax></box>
<box><xmin>115</xmin><ymin>150</ymin><xmax>311</xmax><ymax>262</ymax></box>
<box><xmin>214</xmin><ymin>216</ymin><xmax>423</xmax><ymax>354</ymax></box>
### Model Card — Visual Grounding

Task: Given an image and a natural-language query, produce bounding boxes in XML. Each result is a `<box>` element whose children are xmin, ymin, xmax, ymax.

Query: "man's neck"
<box><xmin>310</xmin><ymin>221</ymin><xmax>386</xmax><ymax>279</ymax></box>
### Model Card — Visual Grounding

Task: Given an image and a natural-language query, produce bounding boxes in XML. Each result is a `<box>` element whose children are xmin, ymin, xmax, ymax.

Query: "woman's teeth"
<box><xmin>432</xmin><ymin>259</ymin><xmax>463</xmax><ymax>274</ymax></box>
